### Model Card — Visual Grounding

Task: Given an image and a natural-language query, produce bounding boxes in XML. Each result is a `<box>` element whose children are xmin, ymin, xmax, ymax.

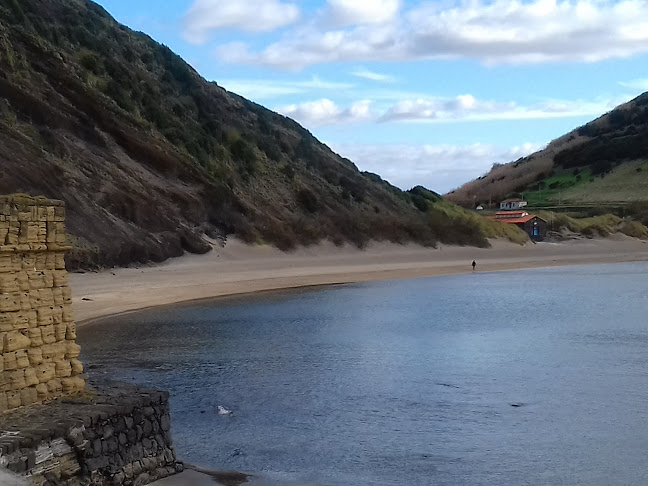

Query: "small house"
<box><xmin>499</xmin><ymin>198</ymin><xmax>528</xmax><ymax>211</ymax></box>
<box><xmin>489</xmin><ymin>212</ymin><xmax>547</xmax><ymax>241</ymax></box>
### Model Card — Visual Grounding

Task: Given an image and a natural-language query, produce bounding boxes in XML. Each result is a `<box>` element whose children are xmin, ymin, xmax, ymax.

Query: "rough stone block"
<box><xmin>9</xmin><ymin>370</ymin><xmax>27</xmax><ymax>390</ymax></box>
<box><xmin>65</xmin><ymin>342</ymin><xmax>81</xmax><ymax>359</ymax></box>
<box><xmin>46</xmin><ymin>378</ymin><xmax>62</xmax><ymax>394</ymax></box>
<box><xmin>70</xmin><ymin>359</ymin><xmax>84</xmax><ymax>376</ymax></box>
<box><xmin>0</xmin><ymin>312</ymin><xmax>17</xmax><ymax>332</ymax></box>
<box><xmin>6</xmin><ymin>390</ymin><xmax>20</xmax><ymax>409</ymax></box>
<box><xmin>62</xmin><ymin>303</ymin><xmax>74</xmax><ymax>322</ymax></box>
<box><xmin>25</xmin><ymin>368</ymin><xmax>39</xmax><ymax>387</ymax></box>
<box><xmin>41</xmin><ymin>324</ymin><xmax>56</xmax><ymax>343</ymax></box>
<box><xmin>0</xmin><ymin>273</ymin><xmax>18</xmax><ymax>293</ymax></box>
<box><xmin>4</xmin><ymin>331</ymin><xmax>31</xmax><ymax>352</ymax></box>
<box><xmin>28</xmin><ymin>347</ymin><xmax>43</xmax><ymax>366</ymax></box>
<box><xmin>66</xmin><ymin>322</ymin><xmax>77</xmax><ymax>341</ymax></box>
<box><xmin>55</xmin><ymin>360</ymin><xmax>72</xmax><ymax>378</ymax></box>
<box><xmin>53</xmin><ymin>270</ymin><xmax>67</xmax><ymax>287</ymax></box>
<box><xmin>0</xmin><ymin>391</ymin><xmax>7</xmax><ymax>413</ymax></box>
<box><xmin>54</xmin><ymin>323</ymin><xmax>66</xmax><ymax>341</ymax></box>
<box><xmin>3</xmin><ymin>351</ymin><xmax>17</xmax><ymax>371</ymax></box>
<box><xmin>27</xmin><ymin>271</ymin><xmax>46</xmax><ymax>290</ymax></box>
<box><xmin>55</xmin><ymin>252</ymin><xmax>66</xmax><ymax>270</ymax></box>
<box><xmin>16</xmin><ymin>272</ymin><xmax>30</xmax><ymax>291</ymax></box>
<box><xmin>16</xmin><ymin>350</ymin><xmax>30</xmax><ymax>368</ymax></box>
<box><xmin>35</xmin><ymin>383</ymin><xmax>49</xmax><ymax>401</ymax></box>
<box><xmin>20</xmin><ymin>386</ymin><xmax>38</xmax><ymax>406</ymax></box>
<box><xmin>53</xmin><ymin>287</ymin><xmax>64</xmax><ymax>305</ymax></box>
<box><xmin>62</xmin><ymin>376</ymin><xmax>84</xmax><ymax>394</ymax></box>
<box><xmin>0</xmin><ymin>292</ymin><xmax>21</xmax><ymax>312</ymax></box>
<box><xmin>36</xmin><ymin>363</ymin><xmax>56</xmax><ymax>384</ymax></box>
<box><xmin>28</xmin><ymin>327</ymin><xmax>43</xmax><ymax>347</ymax></box>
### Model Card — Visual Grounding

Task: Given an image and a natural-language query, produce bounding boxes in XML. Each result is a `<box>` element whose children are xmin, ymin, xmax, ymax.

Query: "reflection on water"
<box><xmin>79</xmin><ymin>262</ymin><xmax>648</xmax><ymax>486</ymax></box>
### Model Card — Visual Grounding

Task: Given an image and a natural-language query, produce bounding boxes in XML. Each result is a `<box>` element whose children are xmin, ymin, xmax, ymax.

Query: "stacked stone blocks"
<box><xmin>0</xmin><ymin>196</ymin><xmax>85</xmax><ymax>414</ymax></box>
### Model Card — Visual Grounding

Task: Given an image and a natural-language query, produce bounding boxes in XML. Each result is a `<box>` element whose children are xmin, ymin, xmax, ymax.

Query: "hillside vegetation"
<box><xmin>0</xmin><ymin>0</ymin><xmax>509</xmax><ymax>268</ymax></box>
<box><xmin>446</xmin><ymin>92</ymin><xmax>648</xmax><ymax>210</ymax></box>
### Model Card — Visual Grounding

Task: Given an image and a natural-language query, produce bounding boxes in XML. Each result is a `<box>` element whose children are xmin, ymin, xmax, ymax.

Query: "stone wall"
<box><xmin>0</xmin><ymin>196</ymin><xmax>85</xmax><ymax>413</ymax></box>
<box><xmin>0</xmin><ymin>381</ymin><xmax>181</xmax><ymax>485</ymax></box>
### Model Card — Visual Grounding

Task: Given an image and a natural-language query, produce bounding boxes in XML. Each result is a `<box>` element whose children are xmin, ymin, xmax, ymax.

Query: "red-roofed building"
<box><xmin>489</xmin><ymin>211</ymin><xmax>547</xmax><ymax>241</ymax></box>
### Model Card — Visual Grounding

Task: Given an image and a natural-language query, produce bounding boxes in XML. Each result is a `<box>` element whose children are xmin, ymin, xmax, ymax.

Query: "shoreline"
<box><xmin>72</xmin><ymin>237</ymin><xmax>648</xmax><ymax>326</ymax></box>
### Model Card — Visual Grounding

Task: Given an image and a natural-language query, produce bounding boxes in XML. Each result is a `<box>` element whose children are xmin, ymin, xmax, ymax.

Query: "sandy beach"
<box><xmin>72</xmin><ymin>236</ymin><xmax>648</xmax><ymax>325</ymax></box>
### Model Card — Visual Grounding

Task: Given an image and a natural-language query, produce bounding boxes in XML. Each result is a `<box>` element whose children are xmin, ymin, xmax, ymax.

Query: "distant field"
<box><xmin>523</xmin><ymin>160</ymin><xmax>648</xmax><ymax>207</ymax></box>
<box><xmin>557</xmin><ymin>160</ymin><xmax>648</xmax><ymax>203</ymax></box>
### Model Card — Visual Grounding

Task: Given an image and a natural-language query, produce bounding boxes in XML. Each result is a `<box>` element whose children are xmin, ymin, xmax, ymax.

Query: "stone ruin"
<box><xmin>0</xmin><ymin>196</ymin><xmax>85</xmax><ymax>413</ymax></box>
<box><xmin>0</xmin><ymin>196</ymin><xmax>180</xmax><ymax>485</ymax></box>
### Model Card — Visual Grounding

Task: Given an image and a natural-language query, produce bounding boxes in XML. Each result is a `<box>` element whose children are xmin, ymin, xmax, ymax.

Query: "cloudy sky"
<box><xmin>96</xmin><ymin>0</ymin><xmax>648</xmax><ymax>193</ymax></box>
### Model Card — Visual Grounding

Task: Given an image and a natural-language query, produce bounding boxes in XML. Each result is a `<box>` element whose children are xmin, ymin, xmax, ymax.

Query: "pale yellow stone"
<box><xmin>53</xmin><ymin>287</ymin><xmax>63</xmax><ymax>305</ymax></box>
<box><xmin>54</xmin><ymin>323</ymin><xmax>66</xmax><ymax>341</ymax></box>
<box><xmin>35</xmin><ymin>253</ymin><xmax>47</xmax><ymax>270</ymax></box>
<box><xmin>20</xmin><ymin>386</ymin><xmax>38</xmax><ymax>406</ymax></box>
<box><xmin>52</xmin><ymin>306</ymin><xmax>64</xmax><ymax>325</ymax></box>
<box><xmin>38</xmin><ymin>308</ymin><xmax>54</xmax><ymax>327</ymax></box>
<box><xmin>46</xmin><ymin>378</ymin><xmax>62</xmax><ymax>394</ymax></box>
<box><xmin>53</xmin><ymin>270</ymin><xmax>67</xmax><ymax>287</ymax></box>
<box><xmin>0</xmin><ymin>273</ymin><xmax>18</xmax><ymax>293</ymax></box>
<box><xmin>3</xmin><ymin>331</ymin><xmax>30</xmax><ymax>352</ymax></box>
<box><xmin>28</xmin><ymin>327</ymin><xmax>43</xmax><ymax>347</ymax></box>
<box><xmin>70</xmin><ymin>359</ymin><xmax>84</xmax><ymax>375</ymax></box>
<box><xmin>24</xmin><ymin>368</ymin><xmax>39</xmax><ymax>387</ymax></box>
<box><xmin>16</xmin><ymin>350</ymin><xmax>29</xmax><ymax>368</ymax></box>
<box><xmin>37</xmin><ymin>363</ymin><xmax>56</xmax><ymax>383</ymax></box>
<box><xmin>28</xmin><ymin>271</ymin><xmax>46</xmax><ymax>290</ymax></box>
<box><xmin>51</xmin><ymin>342</ymin><xmax>66</xmax><ymax>359</ymax></box>
<box><xmin>9</xmin><ymin>370</ymin><xmax>26</xmax><ymax>390</ymax></box>
<box><xmin>62</xmin><ymin>303</ymin><xmax>74</xmax><ymax>322</ymax></box>
<box><xmin>39</xmin><ymin>288</ymin><xmax>54</xmax><ymax>306</ymax></box>
<box><xmin>55</xmin><ymin>252</ymin><xmax>66</xmax><ymax>270</ymax></box>
<box><xmin>55</xmin><ymin>360</ymin><xmax>71</xmax><ymax>378</ymax></box>
<box><xmin>41</xmin><ymin>324</ymin><xmax>55</xmax><ymax>344</ymax></box>
<box><xmin>65</xmin><ymin>342</ymin><xmax>81</xmax><ymax>359</ymax></box>
<box><xmin>3</xmin><ymin>351</ymin><xmax>17</xmax><ymax>371</ymax></box>
<box><xmin>0</xmin><ymin>292</ymin><xmax>21</xmax><ymax>312</ymax></box>
<box><xmin>42</xmin><ymin>270</ymin><xmax>54</xmax><ymax>288</ymax></box>
<box><xmin>28</xmin><ymin>347</ymin><xmax>43</xmax><ymax>365</ymax></box>
<box><xmin>62</xmin><ymin>376</ymin><xmax>84</xmax><ymax>393</ymax></box>
<box><xmin>35</xmin><ymin>383</ymin><xmax>49</xmax><ymax>401</ymax></box>
<box><xmin>62</xmin><ymin>286</ymin><xmax>72</xmax><ymax>303</ymax></box>
<box><xmin>0</xmin><ymin>312</ymin><xmax>16</xmax><ymax>332</ymax></box>
<box><xmin>65</xmin><ymin>322</ymin><xmax>77</xmax><ymax>340</ymax></box>
<box><xmin>29</xmin><ymin>289</ymin><xmax>41</xmax><ymax>308</ymax></box>
<box><xmin>6</xmin><ymin>390</ymin><xmax>21</xmax><ymax>409</ymax></box>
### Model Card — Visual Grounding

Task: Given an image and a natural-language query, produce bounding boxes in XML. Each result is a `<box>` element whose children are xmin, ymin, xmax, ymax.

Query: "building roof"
<box><xmin>501</xmin><ymin>198</ymin><xmax>524</xmax><ymax>203</ymax></box>
<box><xmin>488</xmin><ymin>214</ymin><xmax>538</xmax><ymax>224</ymax></box>
<box><xmin>495</xmin><ymin>210</ymin><xmax>528</xmax><ymax>217</ymax></box>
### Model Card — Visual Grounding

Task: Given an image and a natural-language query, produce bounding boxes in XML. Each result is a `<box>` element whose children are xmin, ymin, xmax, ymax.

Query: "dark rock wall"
<box><xmin>0</xmin><ymin>382</ymin><xmax>182</xmax><ymax>485</ymax></box>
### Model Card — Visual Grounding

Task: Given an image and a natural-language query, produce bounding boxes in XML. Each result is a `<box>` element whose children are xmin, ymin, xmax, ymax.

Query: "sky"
<box><xmin>94</xmin><ymin>0</ymin><xmax>648</xmax><ymax>193</ymax></box>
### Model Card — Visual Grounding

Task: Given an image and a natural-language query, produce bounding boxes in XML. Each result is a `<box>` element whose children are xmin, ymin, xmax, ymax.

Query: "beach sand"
<box><xmin>72</xmin><ymin>236</ymin><xmax>648</xmax><ymax>325</ymax></box>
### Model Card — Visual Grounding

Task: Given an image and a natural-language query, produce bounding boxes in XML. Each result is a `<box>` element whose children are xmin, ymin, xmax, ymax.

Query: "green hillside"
<box><xmin>446</xmin><ymin>92</ymin><xmax>648</xmax><ymax>212</ymax></box>
<box><xmin>0</xmin><ymin>0</ymin><xmax>506</xmax><ymax>268</ymax></box>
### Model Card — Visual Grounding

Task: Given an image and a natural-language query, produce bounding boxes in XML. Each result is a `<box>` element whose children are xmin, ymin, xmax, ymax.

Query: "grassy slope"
<box><xmin>0</xmin><ymin>0</ymin><xmax>506</xmax><ymax>268</ymax></box>
<box><xmin>446</xmin><ymin>92</ymin><xmax>648</xmax><ymax>209</ymax></box>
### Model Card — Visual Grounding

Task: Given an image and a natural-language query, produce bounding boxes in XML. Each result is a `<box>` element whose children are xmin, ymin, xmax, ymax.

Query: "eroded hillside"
<box><xmin>0</xmin><ymin>0</ymin><xmax>497</xmax><ymax>268</ymax></box>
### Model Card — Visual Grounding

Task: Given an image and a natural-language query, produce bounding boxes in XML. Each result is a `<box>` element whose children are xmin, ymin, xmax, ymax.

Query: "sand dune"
<box><xmin>72</xmin><ymin>237</ymin><xmax>648</xmax><ymax>325</ymax></box>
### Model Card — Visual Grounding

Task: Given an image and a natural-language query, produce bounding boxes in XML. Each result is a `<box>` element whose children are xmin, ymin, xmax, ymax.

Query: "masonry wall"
<box><xmin>0</xmin><ymin>382</ymin><xmax>181</xmax><ymax>486</ymax></box>
<box><xmin>0</xmin><ymin>196</ymin><xmax>85</xmax><ymax>413</ymax></box>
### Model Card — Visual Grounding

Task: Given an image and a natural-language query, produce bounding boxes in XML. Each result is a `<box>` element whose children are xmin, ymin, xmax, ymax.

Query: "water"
<box><xmin>78</xmin><ymin>263</ymin><xmax>648</xmax><ymax>485</ymax></box>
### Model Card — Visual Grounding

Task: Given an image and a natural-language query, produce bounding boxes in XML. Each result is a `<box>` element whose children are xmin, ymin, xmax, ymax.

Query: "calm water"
<box><xmin>78</xmin><ymin>263</ymin><xmax>648</xmax><ymax>485</ymax></box>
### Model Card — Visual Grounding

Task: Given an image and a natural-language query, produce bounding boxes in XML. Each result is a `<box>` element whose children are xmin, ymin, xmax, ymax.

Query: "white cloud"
<box><xmin>217</xmin><ymin>0</ymin><xmax>648</xmax><ymax>69</ymax></box>
<box><xmin>218</xmin><ymin>76</ymin><xmax>355</xmax><ymax>99</ymax></box>
<box><xmin>330</xmin><ymin>142</ymin><xmax>542</xmax><ymax>193</ymax></box>
<box><xmin>351</xmin><ymin>67</ymin><xmax>396</xmax><ymax>82</ymax></box>
<box><xmin>183</xmin><ymin>0</ymin><xmax>299</xmax><ymax>43</ymax></box>
<box><xmin>278</xmin><ymin>99</ymin><xmax>372</xmax><ymax>126</ymax></box>
<box><xmin>618</xmin><ymin>78</ymin><xmax>648</xmax><ymax>91</ymax></box>
<box><xmin>325</xmin><ymin>0</ymin><xmax>401</xmax><ymax>26</ymax></box>
<box><xmin>379</xmin><ymin>95</ymin><xmax>622</xmax><ymax>122</ymax></box>
<box><xmin>272</xmin><ymin>94</ymin><xmax>624</xmax><ymax>128</ymax></box>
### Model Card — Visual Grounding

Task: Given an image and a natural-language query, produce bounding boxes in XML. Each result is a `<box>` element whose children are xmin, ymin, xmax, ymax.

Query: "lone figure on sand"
<box><xmin>472</xmin><ymin>260</ymin><xmax>476</xmax><ymax>271</ymax></box>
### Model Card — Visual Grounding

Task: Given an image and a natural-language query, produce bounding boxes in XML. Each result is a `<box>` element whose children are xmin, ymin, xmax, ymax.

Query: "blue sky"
<box><xmin>95</xmin><ymin>0</ymin><xmax>648</xmax><ymax>193</ymax></box>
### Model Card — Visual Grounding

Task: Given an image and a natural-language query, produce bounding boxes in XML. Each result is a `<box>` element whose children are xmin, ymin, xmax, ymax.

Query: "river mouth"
<box><xmin>79</xmin><ymin>263</ymin><xmax>648</xmax><ymax>486</ymax></box>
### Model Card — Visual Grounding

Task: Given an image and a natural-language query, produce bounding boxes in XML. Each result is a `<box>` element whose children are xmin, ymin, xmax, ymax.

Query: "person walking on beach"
<box><xmin>472</xmin><ymin>260</ymin><xmax>476</xmax><ymax>271</ymax></box>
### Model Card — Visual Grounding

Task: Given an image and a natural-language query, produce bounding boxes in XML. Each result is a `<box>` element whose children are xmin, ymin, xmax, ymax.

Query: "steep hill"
<box><xmin>0</xmin><ymin>0</ymin><xmax>499</xmax><ymax>268</ymax></box>
<box><xmin>446</xmin><ymin>92</ymin><xmax>648</xmax><ymax>210</ymax></box>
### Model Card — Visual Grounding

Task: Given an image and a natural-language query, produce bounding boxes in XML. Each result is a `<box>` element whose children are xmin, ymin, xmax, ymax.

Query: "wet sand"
<box><xmin>72</xmin><ymin>236</ymin><xmax>648</xmax><ymax>325</ymax></box>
